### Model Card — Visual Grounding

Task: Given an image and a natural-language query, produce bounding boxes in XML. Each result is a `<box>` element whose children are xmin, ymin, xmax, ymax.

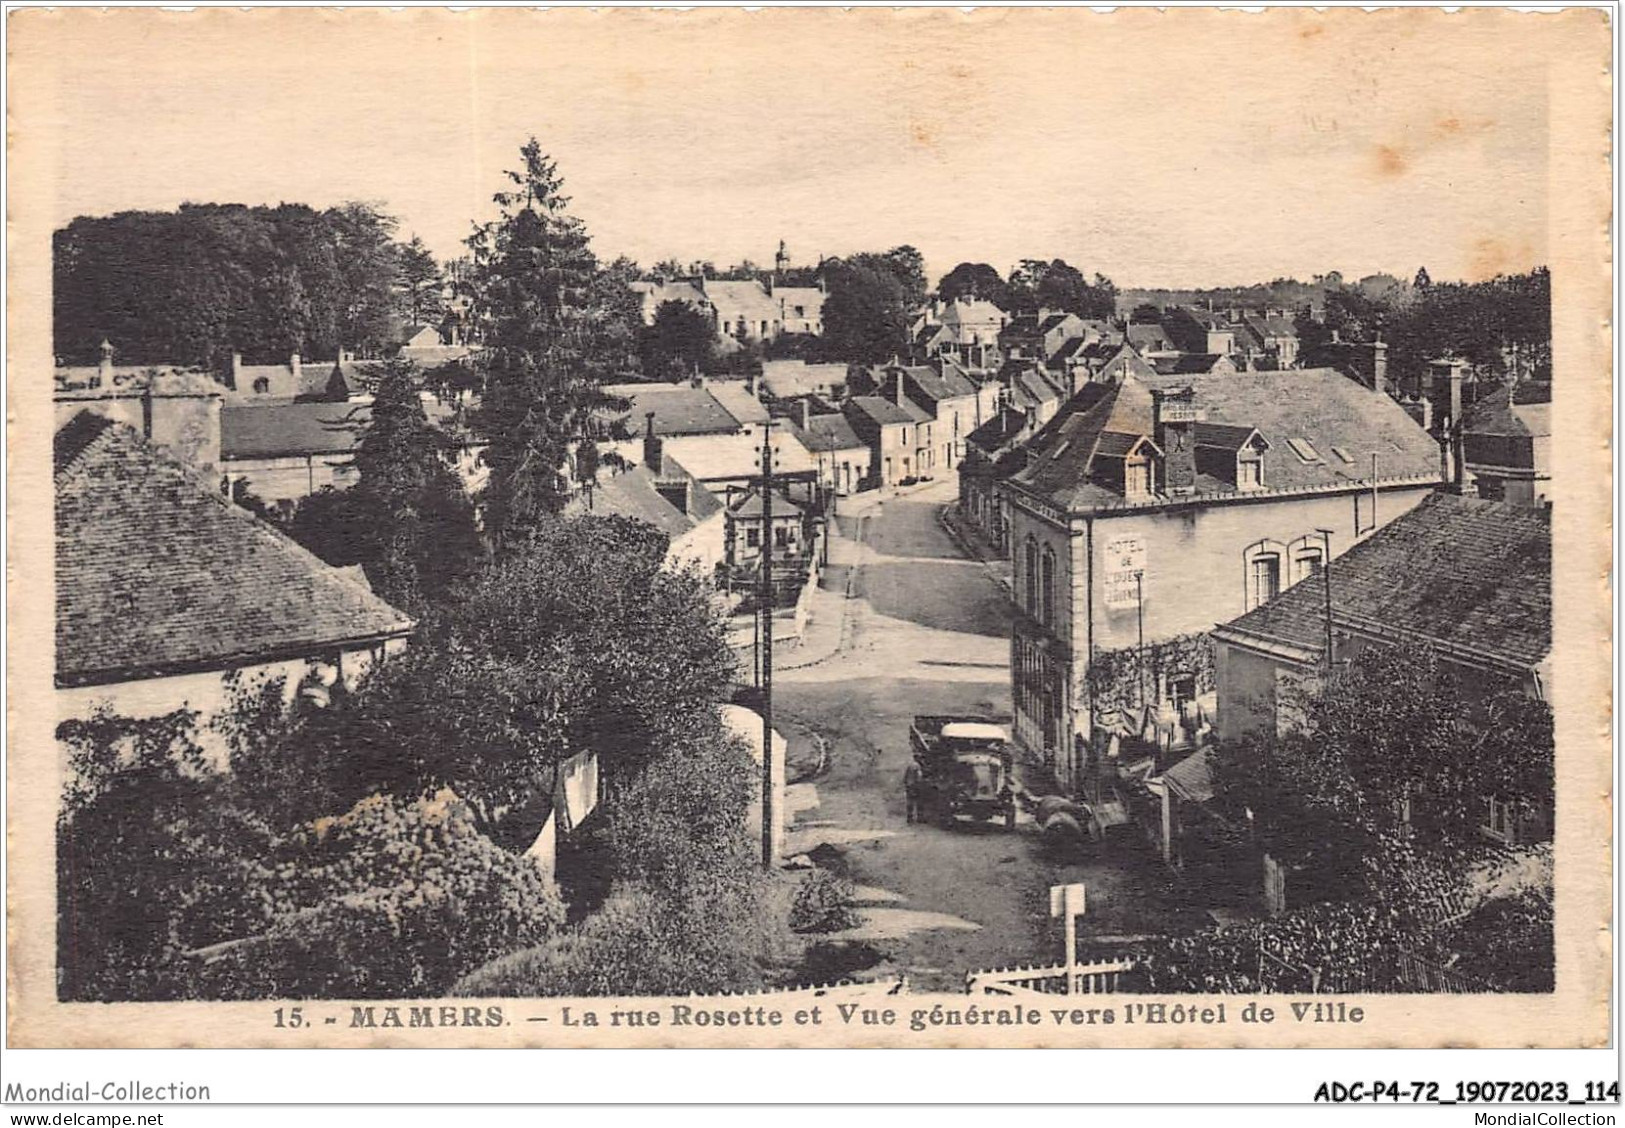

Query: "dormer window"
<box><xmin>1124</xmin><ymin>459</ymin><xmax>1152</xmax><ymax>498</ymax></box>
<box><xmin>1237</xmin><ymin>455</ymin><xmax>1262</xmax><ymax>490</ymax></box>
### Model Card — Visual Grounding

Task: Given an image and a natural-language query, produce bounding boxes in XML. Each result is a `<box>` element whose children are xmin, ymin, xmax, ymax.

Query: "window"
<box><xmin>1293</xmin><ymin>548</ymin><xmax>1324</xmax><ymax>585</ymax></box>
<box><xmin>1285</xmin><ymin>437</ymin><xmax>1321</xmax><ymax>464</ymax></box>
<box><xmin>253</xmin><ymin>377</ymin><xmax>270</xmax><ymax>394</ymax></box>
<box><xmin>1330</xmin><ymin>445</ymin><xmax>1355</xmax><ymax>465</ymax></box>
<box><xmin>1237</xmin><ymin>457</ymin><xmax>1262</xmax><ymax>489</ymax></box>
<box><xmin>1248</xmin><ymin>554</ymin><xmax>1281</xmax><ymax>608</ymax></box>
<box><xmin>774</xmin><ymin>526</ymin><xmax>789</xmax><ymax>548</ymax></box>
<box><xmin>1040</xmin><ymin>547</ymin><xmax>1056</xmax><ymax>626</ymax></box>
<box><xmin>745</xmin><ymin>527</ymin><xmax>760</xmax><ymax>548</ymax></box>
<box><xmin>1125</xmin><ymin>460</ymin><xmax>1151</xmax><ymax>497</ymax></box>
<box><xmin>1024</xmin><ymin>538</ymin><xmax>1039</xmax><ymax>616</ymax></box>
<box><xmin>793</xmin><ymin>305</ymin><xmax>805</xmax><ymax>318</ymax></box>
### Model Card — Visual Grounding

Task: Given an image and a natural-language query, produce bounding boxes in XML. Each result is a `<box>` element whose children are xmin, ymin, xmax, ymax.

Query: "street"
<box><xmin>777</xmin><ymin>476</ymin><xmax>1211</xmax><ymax>990</ymax></box>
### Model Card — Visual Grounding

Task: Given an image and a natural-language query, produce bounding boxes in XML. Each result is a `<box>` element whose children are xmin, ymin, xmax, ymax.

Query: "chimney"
<box><xmin>1370</xmin><ymin>340</ymin><xmax>1389</xmax><ymax>395</ymax></box>
<box><xmin>799</xmin><ymin>398</ymin><xmax>812</xmax><ymax>430</ymax></box>
<box><xmin>230</xmin><ymin>351</ymin><xmax>243</xmax><ymax>389</ymax></box>
<box><xmin>290</xmin><ymin>352</ymin><xmax>302</xmax><ymax>381</ymax></box>
<box><xmin>894</xmin><ymin>367</ymin><xmax>906</xmax><ymax>405</ymax></box>
<box><xmin>96</xmin><ymin>339</ymin><xmax>114</xmax><ymax>388</ymax></box>
<box><xmin>1152</xmin><ymin>387</ymin><xmax>1200</xmax><ymax>496</ymax></box>
<box><xmin>643</xmin><ymin>411</ymin><xmax>664</xmax><ymax>476</ymax></box>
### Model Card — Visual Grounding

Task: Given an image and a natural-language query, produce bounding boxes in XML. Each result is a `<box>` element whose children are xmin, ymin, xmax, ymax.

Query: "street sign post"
<box><xmin>1050</xmin><ymin>881</ymin><xmax>1087</xmax><ymax>993</ymax></box>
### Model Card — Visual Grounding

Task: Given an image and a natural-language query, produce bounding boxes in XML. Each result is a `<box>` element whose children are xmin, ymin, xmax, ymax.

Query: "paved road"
<box><xmin>777</xmin><ymin>478</ymin><xmax>1208</xmax><ymax>990</ymax></box>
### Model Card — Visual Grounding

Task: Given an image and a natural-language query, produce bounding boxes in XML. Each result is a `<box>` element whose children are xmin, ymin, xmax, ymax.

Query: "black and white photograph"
<box><xmin>5</xmin><ymin>6</ymin><xmax>1613</xmax><ymax>1064</ymax></box>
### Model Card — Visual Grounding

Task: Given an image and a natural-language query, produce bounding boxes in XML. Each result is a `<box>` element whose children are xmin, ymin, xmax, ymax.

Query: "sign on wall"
<box><xmin>1102</xmin><ymin>532</ymin><xmax>1146</xmax><ymax>610</ymax></box>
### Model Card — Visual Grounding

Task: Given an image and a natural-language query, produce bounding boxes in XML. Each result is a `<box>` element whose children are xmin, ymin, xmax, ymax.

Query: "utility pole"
<box><xmin>1317</xmin><ymin>527</ymin><xmax>1335</xmax><ymax>670</ymax></box>
<box><xmin>759</xmin><ymin>421</ymin><xmax>777</xmax><ymax>869</ymax></box>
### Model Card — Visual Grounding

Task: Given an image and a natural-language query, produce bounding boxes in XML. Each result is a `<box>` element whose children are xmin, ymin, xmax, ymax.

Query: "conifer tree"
<box><xmin>465</xmin><ymin>139</ymin><xmax>633</xmax><ymax>544</ymax></box>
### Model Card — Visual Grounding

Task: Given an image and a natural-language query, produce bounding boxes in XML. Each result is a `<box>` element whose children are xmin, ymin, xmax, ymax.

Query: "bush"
<box><xmin>789</xmin><ymin>869</ymin><xmax>858</xmax><ymax>934</ymax></box>
<box><xmin>455</xmin><ymin>727</ymin><xmax>779</xmax><ymax>996</ymax></box>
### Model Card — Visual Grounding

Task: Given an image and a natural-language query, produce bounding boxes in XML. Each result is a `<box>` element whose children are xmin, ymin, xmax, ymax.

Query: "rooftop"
<box><xmin>56</xmin><ymin>415</ymin><xmax>413</xmax><ymax>686</ymax></box>
<box><xmin>222</xmin><ymin>401</ymin><xmax>369</xmax><ymax>460</ymax></box>
<box><xmin>844</xmin><ymin>395</ymin><xmax>917</xmax><ymax>428</ymax></box>
<box><xmin>1214</xmin><ymin>492</ymin><xmax>1551</xmax><ymax>673</ymax></box>
<box><xmin>602</xmin><ymin>380</ymin><xmax>768</xmax><ymax>437</ymax></box>
<box><xmin>786</xmin><ymin>412</ymin><xmax>866</xmax><ymax>453</ymax></box>
<box><xmin>567</xmin><ymin>455</ymin><xmax>720</xmax><ymax>538</ymax></box>
<box><xmin>1006</xmin><ymin>367</ymin><xmax>1442</xmax><ymax>514</ymax></box>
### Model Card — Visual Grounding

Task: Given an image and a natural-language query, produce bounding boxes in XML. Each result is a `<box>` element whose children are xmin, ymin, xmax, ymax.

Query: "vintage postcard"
<box><xmin>5</xmin><ymin>6</ymin><xmax>1613</xmax><ymax>1052</ymax></box>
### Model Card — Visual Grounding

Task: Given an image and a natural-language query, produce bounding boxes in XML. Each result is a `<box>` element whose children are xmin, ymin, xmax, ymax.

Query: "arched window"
<box><xmin>1041</xmin><ymin>547</ymin><xmax>1056</xmax><ymax>626</ymax></box>
<box><xmin>1024</xmin><ymin>538</ymin><xmax>1039</xmax><ymax>616</ymax></box>
<box><xmin>1287</xmin><ymin>534</ymin><xmax>1327</xmax><ymax>587</ymax></box>
<box><xmin>1242</xmin><ymin>539</ymin><xmax>1287</xmax><ymax>610</ymax></box>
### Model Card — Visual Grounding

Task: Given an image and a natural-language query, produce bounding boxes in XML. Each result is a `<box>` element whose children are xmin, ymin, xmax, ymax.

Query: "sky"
<box><xmin>15</xmin><ymin>7</ymin><xmax>1562</xmax><ymax>289</ymax></box>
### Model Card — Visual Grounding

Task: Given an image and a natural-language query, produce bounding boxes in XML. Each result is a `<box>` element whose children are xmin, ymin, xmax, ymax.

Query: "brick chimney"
<box><xmin>643</xmin><ymin>411</ymin><xmax>663</xmax><ymax>476</ymax></box>
<box><xmin>894</xmin><ymin>367</ymin><xmax>907</xmax><ymax>405</ymax></box>
<box><xmin>290</xmin><ymin>352</ymin><xmax>302</xmax><ymax>382</ymax></box>
<box><xmin>1152</xmin><ymin>386</ymin><xmax>1200</xmax><ymax>496</ymax></box>
<box><xmin>230</xmin><ymin>351</ymin><xmax>243</xmax><ymax>389</ymax></box>
<box><xmin>799</xmin><ymin>398</ymin><xmax>812</xmax><ymax>430</ymax></box>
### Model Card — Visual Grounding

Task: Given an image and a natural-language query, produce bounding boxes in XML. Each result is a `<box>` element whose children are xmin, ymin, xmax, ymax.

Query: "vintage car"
<box><xmin>904</xmin><ymin>716</ymin><xmax>1018</xmax><ymax>829</ymax></box>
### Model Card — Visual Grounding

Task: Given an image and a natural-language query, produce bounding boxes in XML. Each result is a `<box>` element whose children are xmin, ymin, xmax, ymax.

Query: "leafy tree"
<box><xmin>1007</xmin><ymin>258</ymin><xmax>1117</xmax><ymax>319</ymax></box>
<box><xmin>937</xmin><ymin>262</ymin><xmax>1009</xmax><ymax>308</ymax></box>
<box><xmin>464</xmin><ymin>139</ymin><xmax>633</xmax><ymax>544</ymax></box>
<box><xmin>53</xmin><ymin>202</ymin><xmax>413</xmax><ymax>368</ymax></box>
<box><xmin>1413</xmin><ymin>265</ymin><xmax>1433</xmax><ymax>291</ymax></box>
<box><xmin>397</xmin><ymin>235</ymin><xmax>446</xmax><ymax>328</ymax></box>
<box><xmin>640</xmin><ymin>299</ymin><xmax>717</xmax><ymax>379</ymax></box>
<box><xmin>56</xmin><ymin>707</ymin><xmax>285</xmax><ymax>1001</ymax></box>
<box><xmin>820</xmin><ymin>259</ymin><xmax>910</xmax><ymax>364</ymax></box>
<box><xmin>334</xmin><ymin>515</ymin><xmax>734</xmax><ymax>842</ymax></box>
<box><xmin>858</xmin><ymin>245</ymin><xmax>927</xmax><ymax>313</ymax></box>
<box><xmin>1130</xmin><ymin>303</ymin><xmax>1164</xmax><ymax>324</ymax></box>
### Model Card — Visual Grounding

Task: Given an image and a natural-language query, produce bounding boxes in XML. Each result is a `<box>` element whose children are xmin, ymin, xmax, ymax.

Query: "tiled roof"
<box><xmin>760</xmin><ymin>361</ymin><xmax>847</xmax><ymax>400</ymax></box>
<box><xmin>787</xmin><ymin>413</ymin><xmax>866</xmax><ymax>453</ymax></box>
<box><xmin>940</xmin><ymin>299</ymin><xmax>1007</xmax><ymax>327</ymax></box>
<box><xmin>967</xmin><ymin>406</ymin><xmax>1033</xmax><ymax>456</ymax></box>
<box><xmin>222</xmin><ymin>402</ymin><xmax>369</xmax><ymax>460</ymax></box>
<box><xmin>1125</xmin><ymin>324</ymin><xmax>1176</xmax><ymax>352</ymax></box>
<box><xmin>704</xmin><ymin>280</ymin><xmax>780</xmax><ymax>321</ymax></box>
<box><xmin>1194</xmin><ymin>422</ymin><xmax>1265</xmax><ymax>451</ymax></box>
<box><xmin>1154</xmin><ymin>354</ymin><xmax>1229</xmax><ymax>375</ymax></box>
<box><xmin>890</xmin><ymin>364</ymin><xmax>978</xmax><ymax>407</ymax></box>
<box><xmin>602</xmin><ymin>382</ymin><xmax>762</xmax><ymax>437</ymax></box>
<box><xmin>1214</xmin><ymin>493</ymin><xmax>1550</xmax><ymax>672</ymax></box>
<box><xmin>567</xmin><ymin>455</ymin><xmax>720</xmax><ymax>538</ymax></box>
<box><xmin>1465</xmin><ymin>395</ymin><xmax>1550</xmax><ymax>439</ymax></box>
<box><xmin>727</xmin><ymin>488</ymin><xmax>805</xmax><ymax>520</ymax></box>
<box><xmin>1008</xmin><ymin>368</ymin><xmax>1440</xmax><ymax>513</ymax></box>
<box><xmin>845</xmin><ymin>396</ymin><xmax>915</xmax><ymax>428</ymax></box>
<box><xmin>56</xmin><ymin>415</ymin><xmax>413</xmax><ymax>686</ymax></box>
<box><xmin>704</xmin><ymin>380</ymin><xmax>773</xmax><ymax>427</ymax></box>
